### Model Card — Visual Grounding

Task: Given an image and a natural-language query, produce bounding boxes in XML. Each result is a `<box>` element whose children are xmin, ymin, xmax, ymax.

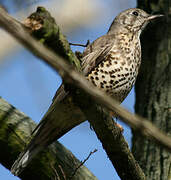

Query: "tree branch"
<box><xmin>0</xmin><ymin>97</ymin><xmax>97</xmax><ymax>180</ymax></box>
<box><xmin>0</xmin><ymin>6</ymin><xmax>170</xmax><ymax>179</ymax></box>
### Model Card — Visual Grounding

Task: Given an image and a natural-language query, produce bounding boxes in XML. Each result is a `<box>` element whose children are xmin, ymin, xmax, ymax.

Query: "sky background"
<box><xmin>0</xmin><ymin>0</ymin><xmax>137</xmax><ymax>179</ymax></box>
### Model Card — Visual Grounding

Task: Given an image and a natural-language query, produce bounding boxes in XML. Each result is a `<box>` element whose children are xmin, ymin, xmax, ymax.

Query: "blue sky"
<box><xmin>0</xmin><ymin>1</ymin><xmax>137</xmax><ymax>179</ymax></box>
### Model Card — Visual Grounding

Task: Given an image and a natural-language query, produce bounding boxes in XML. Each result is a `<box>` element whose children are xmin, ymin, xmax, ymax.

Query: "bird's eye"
<box><xmin>132</xmin><ymin>11</ymin><xmax>138</xmax><ymax>16</ymax></box>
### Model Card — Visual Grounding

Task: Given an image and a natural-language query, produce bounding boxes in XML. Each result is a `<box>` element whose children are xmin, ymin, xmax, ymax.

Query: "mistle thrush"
<box><xmin>82</xmin><ymin>8</ymin><xmax>163</xmax><ymax>103</ymax></box>
<box><xmin>11</xmin><ymin>8</ymin><xmax>163</xmax><ymax>175</ymax></box>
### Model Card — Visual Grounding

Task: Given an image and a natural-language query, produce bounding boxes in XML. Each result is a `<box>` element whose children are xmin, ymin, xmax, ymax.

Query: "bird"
<box><xmin>11</xmin><ymin>8</ymin><xmax>163</xmax><ymax>175</ymax></box>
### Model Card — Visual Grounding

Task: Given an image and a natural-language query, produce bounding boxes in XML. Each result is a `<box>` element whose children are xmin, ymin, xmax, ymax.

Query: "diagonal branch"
<box><xmin>0</xmin><ymin>6</ymin><xmax>170</xmax><ymax>179</ymax></box>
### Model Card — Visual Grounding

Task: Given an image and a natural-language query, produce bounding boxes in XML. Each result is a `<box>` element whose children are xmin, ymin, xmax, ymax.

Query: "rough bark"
<box><xmin>132</xmin><ymin>1</ymin><xmax>171</xmax><ymax>180</ymax></box>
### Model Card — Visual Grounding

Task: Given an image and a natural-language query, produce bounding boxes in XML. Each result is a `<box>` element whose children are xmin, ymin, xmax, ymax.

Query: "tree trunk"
<box><xmin>132</xmin><ymin>1</ymin><xmax>171</xmax><ymax>180</ymax></box>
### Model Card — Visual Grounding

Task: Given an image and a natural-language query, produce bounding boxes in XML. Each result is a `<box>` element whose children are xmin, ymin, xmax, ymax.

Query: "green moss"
<box><xmin>29</xmin><ymin>7</ymin><xmax>81</xmax><ymax>70</ymax></box>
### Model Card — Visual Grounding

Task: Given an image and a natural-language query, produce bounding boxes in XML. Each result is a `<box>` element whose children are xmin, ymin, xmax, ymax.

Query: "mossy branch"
<box><xmin>0</xmin><ymin>97</ymin><xmax>97</xmax><ymax>180</ymax></box>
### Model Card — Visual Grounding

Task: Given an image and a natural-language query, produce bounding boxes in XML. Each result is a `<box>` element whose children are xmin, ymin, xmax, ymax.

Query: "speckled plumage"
<box><xmin>82</xmin><ymin>8</ymin><xmax>162</xmax><ymax>103</ymax></box>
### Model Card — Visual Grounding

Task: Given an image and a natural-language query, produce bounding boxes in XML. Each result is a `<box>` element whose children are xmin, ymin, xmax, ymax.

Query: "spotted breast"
<box><xmin>82</xmin><ymin>31</ymin><xmax>141</xmax><ymax>102</ymax></box>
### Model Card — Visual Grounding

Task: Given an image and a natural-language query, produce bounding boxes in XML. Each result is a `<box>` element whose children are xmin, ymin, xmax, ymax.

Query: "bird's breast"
<box><xmin>87</xmin><ymin>43</ymin><xmax>141</xmax><ymax>102</ymax></box>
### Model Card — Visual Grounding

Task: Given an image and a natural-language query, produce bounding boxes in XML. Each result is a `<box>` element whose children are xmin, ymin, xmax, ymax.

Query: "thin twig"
<box><xmin>69</xmin><ymin>149</ymin><xmax>97</xmax><ymax>179</ymax></box>
<box><xmin>69</xmin><ymin>40</ymin><xmax>90</xmax><ymax>47</ymax></box>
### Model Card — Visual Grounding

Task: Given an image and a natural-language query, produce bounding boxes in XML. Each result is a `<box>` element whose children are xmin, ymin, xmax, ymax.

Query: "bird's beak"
<box><xmin>147</xmin><ymin>14</ymin><xmax>164</xmax><ymax>21</ymax></box>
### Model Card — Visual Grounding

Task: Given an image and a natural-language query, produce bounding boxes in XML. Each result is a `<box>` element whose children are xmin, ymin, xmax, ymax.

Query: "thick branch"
<box><xmin>0</xmin><ymin>97</ymin><xmax>97</xmax><ymax>180</ymax></box>
<box><xmin>24</xmin><ymin>6</ymin><xmax>81</xmax><ymax>70</ymax></box>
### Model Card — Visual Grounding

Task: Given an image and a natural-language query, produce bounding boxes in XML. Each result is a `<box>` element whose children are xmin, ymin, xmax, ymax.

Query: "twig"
<box><xmin>69</xmin><ymin>40</ymin><xmax>90</xmax><ymax>47</ymax></box>
<box><xmin>69</xmin><ymin>149</ymin><xmax>97</xmax><ymax>179</ymax></box>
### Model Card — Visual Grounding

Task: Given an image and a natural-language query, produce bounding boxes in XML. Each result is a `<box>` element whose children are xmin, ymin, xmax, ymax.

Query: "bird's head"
<box><xmin>108</xmin><ymin>8</ymin><xmax>163</xmax><ymax>34</ymax></box>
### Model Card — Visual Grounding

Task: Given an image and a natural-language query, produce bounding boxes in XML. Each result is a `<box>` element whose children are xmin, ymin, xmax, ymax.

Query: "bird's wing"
<box><xmin>82</xmin><ymin>34</ymin><xmax>116</xmax><ymax>76</ymax></box>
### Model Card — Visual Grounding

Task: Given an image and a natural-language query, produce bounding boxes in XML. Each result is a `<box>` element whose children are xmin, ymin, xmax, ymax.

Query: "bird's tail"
<box><xmin>11</xmin><ymin>85</ymin><xmax>85</xmax><ymax>175</ymax></box>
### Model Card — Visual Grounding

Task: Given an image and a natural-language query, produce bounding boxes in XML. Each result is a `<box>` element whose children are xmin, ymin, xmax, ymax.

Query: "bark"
<box><xmin>132</xmin><ymin>1</ymin><xmax>171</xmax><ymax>180</ymax></box>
